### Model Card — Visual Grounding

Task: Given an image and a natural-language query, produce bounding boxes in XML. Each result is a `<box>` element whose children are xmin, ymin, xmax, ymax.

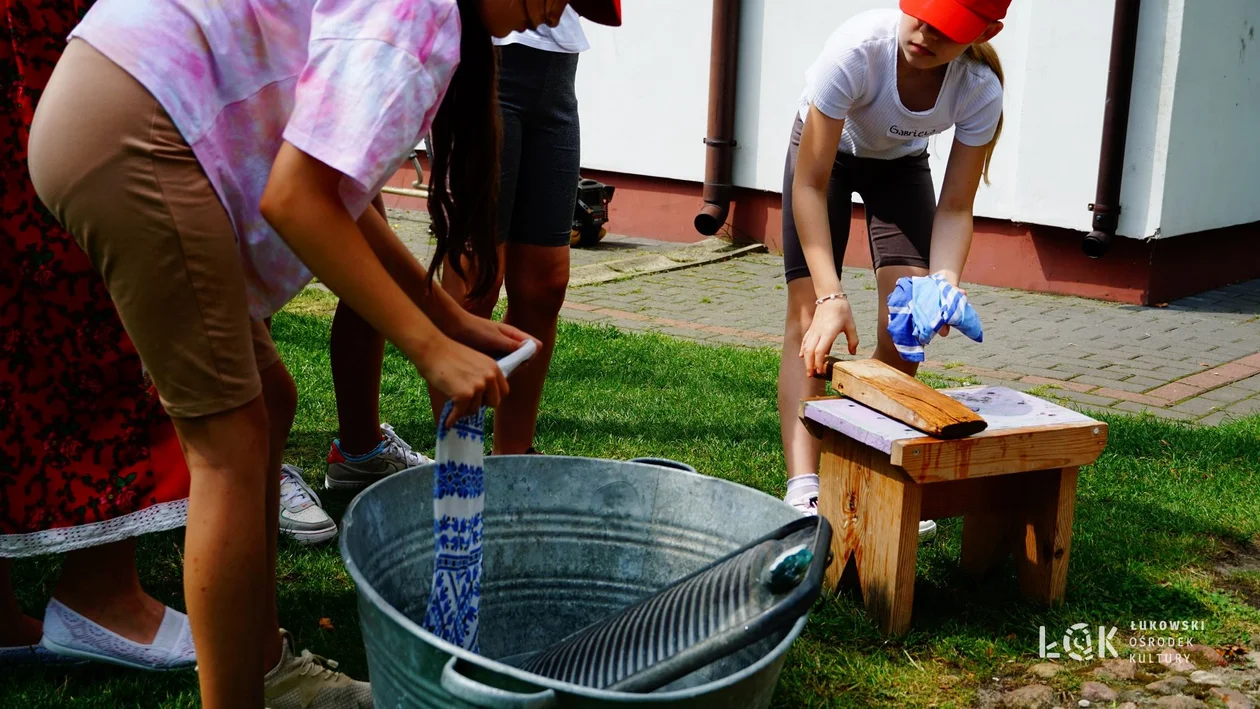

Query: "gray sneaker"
<box><xmin>264</xmin><ymin>630</ymin><xmax>371</xmax><ymax>709</ymax></box>
<box><xmin>279</xmin><ymin>465</ymin><xmax>338</xmax><ymax>545</ymax></box>
<box><xmin>325</xmin><ymin>423</ymin><xmax>432</xmax><ymax>491</ymax></box>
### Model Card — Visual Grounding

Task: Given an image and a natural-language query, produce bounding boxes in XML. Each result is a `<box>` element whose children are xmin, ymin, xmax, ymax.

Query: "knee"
<box><xmin>260</xmin><ymin>363</ymin><xmax>297</xmax><ymax>429</ymax></box>
<box><xmin>507</xmin><ymin>265</ymin><xmax>569</xmax><ymax>317</ymax></box>
<box><xmin>461</xmin><ymin>272</ymin><xmax>506</xmax><ymax>318</ymax></box>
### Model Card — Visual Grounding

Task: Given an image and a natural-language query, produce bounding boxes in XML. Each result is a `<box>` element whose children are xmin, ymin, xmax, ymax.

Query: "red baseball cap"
<box><xmin>570</xmin><ymin>0</ymin><xmax>622</xmax><ymax>27</ymax></box>
<box><xmin>900</xmin><ymin>0</ymin><xmax>1009</xmax><ymax>44</ymax></box>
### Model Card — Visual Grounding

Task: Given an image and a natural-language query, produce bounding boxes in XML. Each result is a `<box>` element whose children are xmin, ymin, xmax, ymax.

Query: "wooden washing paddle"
<box><xmin>815</xmin><ymin>357</ymin><xmax>987</xmax><ymax>439</ymax></box>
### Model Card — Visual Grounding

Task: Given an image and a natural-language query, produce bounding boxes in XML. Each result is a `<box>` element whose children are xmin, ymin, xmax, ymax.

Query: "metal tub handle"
<box><xmin>628</xmin><ymin>457</ymin><xmax>698</xmax><ymax>474</ymax></box>
<box><xmin>441</xmin><ymin>657</ymin><xmax>558</xmax><ymax>709</ymax></box>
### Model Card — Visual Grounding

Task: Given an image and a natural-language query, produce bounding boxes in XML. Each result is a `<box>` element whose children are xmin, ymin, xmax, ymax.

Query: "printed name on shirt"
<box><xmin>888</xmin><ymin>124</ymin><xmax>949</xmax><ymax>139</ymax></box>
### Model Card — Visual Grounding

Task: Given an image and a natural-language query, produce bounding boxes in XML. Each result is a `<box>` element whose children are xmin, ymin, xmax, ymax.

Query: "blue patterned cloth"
<box><xmin>420</xmin><ymin>340</ymin><xmax>538</xmax><ymax>653</ymax></box>
<box><xmin>886</xmin><ymin>274</ymin><xmax>983</xmax><ymax>363</ymax></box>
<box><xmin>422</xmin><ymin>401</ymin><xmax>486</xmax><ymax>652</ymax></box>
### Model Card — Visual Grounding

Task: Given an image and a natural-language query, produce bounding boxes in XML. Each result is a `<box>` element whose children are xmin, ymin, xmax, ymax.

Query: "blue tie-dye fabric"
<box><xmin>886</xmin><ymin>274</ymin><xmax>983</xmax><ymax>363</ymax></box>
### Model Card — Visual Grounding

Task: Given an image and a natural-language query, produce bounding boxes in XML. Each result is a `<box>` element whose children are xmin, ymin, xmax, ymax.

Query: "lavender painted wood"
<box><xmin>803</xmin><ymin>386</ymin><xmax>1098</xmax><ymax>452</ymax></box>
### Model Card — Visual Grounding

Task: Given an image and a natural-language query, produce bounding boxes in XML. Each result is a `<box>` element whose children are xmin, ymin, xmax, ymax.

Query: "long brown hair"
<box><xmin>426</xmin><ymin>0</ymin><xmax>501</xmax><ymax>297</ymax></box>
<box><xmin>964</xmin><ymin>41</ymin><xmax>1003</xmax><ymax>184</ymax></box>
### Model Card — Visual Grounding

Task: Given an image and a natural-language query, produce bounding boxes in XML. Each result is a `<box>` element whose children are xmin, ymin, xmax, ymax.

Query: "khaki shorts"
<box><xmin>28</xmin><ymin>40</ymin><xmax>279</xmax><ymax>419</ymax></box>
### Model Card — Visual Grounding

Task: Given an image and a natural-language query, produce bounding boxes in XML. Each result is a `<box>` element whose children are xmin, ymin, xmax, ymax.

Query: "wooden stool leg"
<box><xmin>817</xmin><ymin>433</ymin><xmax>860</xmax><ymax>592</ymax></box>
<box><xmin>1014</xmin><ymin>467</ymin><xmax>1078</xmax><ymax>606</ymax></box>
<box><xmin>859</xmin><ymin>463</ymin><xmax>923</xmax><ymax>635</ymax></box>
<box><xmin>818</xmin><ymin>433</ymin><xmax>923</xmax><ymax>635</ymax></box>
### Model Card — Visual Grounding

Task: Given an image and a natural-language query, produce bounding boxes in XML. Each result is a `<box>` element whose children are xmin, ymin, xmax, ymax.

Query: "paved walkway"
<box><xmin>388</xmin><ymin>209</ymin><xmax>1260</xmax><ymax>425</ymax></box>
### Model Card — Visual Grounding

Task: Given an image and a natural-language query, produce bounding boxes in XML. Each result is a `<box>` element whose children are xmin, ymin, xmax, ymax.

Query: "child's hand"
<box><xmin>801</xmin><ymin>298</ymin><xmax>859</xmax><ymax>375</ymax></box>
<box><xmin>417</xmin><ymin>337</ymin><xmax>509</xmax><ymax>428</ymax></box>
<box><xmin>449</xmin><ymin>311</ymin><xmax>539</xmax><ymax>358</ymax></box>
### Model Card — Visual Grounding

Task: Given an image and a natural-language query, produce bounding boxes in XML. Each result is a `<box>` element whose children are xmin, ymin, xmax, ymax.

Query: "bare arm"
<box><xmin>260</xmin><ymin>142</ymin><xmax>507</xmax><ymax>422</ymax></box>
<box><xmin>793</xmin><ymin>105</ymin><xmax>859</xmax><ymax>373</ymax></box>
<box><xmin>928</xmin><ymin>139</ymin><xmax>989</xmax><ymax>287</ymax></box>
<box><xmin>356</xmin><ymin>198</ymin><xmax>531</xmax><ymax>355</ymax></box>
<box><xmin>792</xmin><ymin>105</ymin><xmax>847</xmax><ymax>298</ymax></box>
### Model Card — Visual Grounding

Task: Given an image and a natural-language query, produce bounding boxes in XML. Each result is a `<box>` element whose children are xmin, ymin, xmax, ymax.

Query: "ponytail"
<box><xmin>964</xmin><ymin>41</ymin><xmax>1003</xmax><ymax>185</ymax></box>
<box><xmin>426</xmin><ymin>0</ymin><xmax>502</xmax><ymax>298</ymax></box>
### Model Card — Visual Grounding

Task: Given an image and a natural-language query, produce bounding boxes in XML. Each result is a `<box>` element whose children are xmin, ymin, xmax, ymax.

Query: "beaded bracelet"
<box><xmin>815</xmin><ymin>292</ymin><xmax>848</xmax><ymax>305</ymax></box>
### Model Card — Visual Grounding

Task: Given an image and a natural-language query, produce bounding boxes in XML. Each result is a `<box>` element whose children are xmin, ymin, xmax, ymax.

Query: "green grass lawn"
<box><xmin>4</xmin><ymin>289</ymin><xmax>1259</xmax><ymax>707</ymax></box>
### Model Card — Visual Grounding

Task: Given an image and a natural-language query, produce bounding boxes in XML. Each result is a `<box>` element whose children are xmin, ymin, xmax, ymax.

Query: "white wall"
<box><xmin>576</xmin><ymin>0</ymin><xmax>713</xmax><ymax>181</ymax></box>
<box><xmin>1158</xmin><ymin>0</ymin><xmax>1260</xmax><ymax>237</ymax></box>
<box><xmin>575</xmin><ymin>0</ymin><xmax>1211</xmax><ymax>239</ymax></box>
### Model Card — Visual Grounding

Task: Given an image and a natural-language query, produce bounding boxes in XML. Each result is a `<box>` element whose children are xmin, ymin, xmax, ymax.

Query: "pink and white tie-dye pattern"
<box><xmin>70</xmin><ymin>0</ymin><xmax>461</xmax><ymax>318</ymax></box>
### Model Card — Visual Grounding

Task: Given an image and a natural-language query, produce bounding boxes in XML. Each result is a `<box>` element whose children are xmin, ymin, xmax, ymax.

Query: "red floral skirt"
<box><xmin>0</xmin><ymin>0</ymin><xmax>189</xmax><ymax>556</ymax></box>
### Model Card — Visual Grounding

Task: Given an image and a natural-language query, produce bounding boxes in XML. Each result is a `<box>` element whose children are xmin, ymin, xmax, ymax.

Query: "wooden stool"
<box><xmin>801</xmin><ymin>386</ymin><xmax>1108</xmax><ymax>635</ymax></box>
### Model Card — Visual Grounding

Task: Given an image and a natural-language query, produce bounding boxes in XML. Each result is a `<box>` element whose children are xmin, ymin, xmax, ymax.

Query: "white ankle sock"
<box><xmin>784</xmin><ymin>474</ymin><xmax>819</xmax><ymax>505</ymax></box>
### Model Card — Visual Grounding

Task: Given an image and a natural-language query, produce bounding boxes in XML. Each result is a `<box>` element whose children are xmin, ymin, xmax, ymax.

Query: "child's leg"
<box><xmin>53</xmin><ymin>539</ymin><xmax>166</xmax><ymax>644</ymax></box>
<box><xmin>498</xmin><ymin>243</ymin><xmax>569</xmax><ymax>453</ymax></box>
<box><xmin>258</xmin><ymin>349</ymin><xmax>297</xmax><ymax>670</ymax></box>
<box><xmin>174</xmin><ymin>400</ymin><xmax>271</xmax><ymax>707</ymax></box>
<box><xmin>330</xmin><ymin>304</ymin><xmax>386</xmax><ymax>455</ymax></box>
<box><xmin>779</xmin><ymin>278</ymin><xmax>828</xmax><ymax>480</ymax></box>
<box><xmin>0</xmin><ymin>559</ymin><xmax>42</xmax><ymax>646</ymax></box>
<box><xmin>329</xmin><ymin>196</ymin><xmax>388</xmax><ymax>457</ymax></box>
<box><xmin>492</xmin><ymin>48</ymin><xmax>580</xmax><ymax>454</ymax></box>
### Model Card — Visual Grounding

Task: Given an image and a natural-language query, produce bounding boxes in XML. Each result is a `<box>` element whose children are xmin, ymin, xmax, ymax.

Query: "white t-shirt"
<box><xmin>798</xmin><ymin>9</ymin><xmax>1003</xmax><ymax>160</ymax></box>
<box><xmin>493</xmin><ymin>6</ymin><xmax>589</xmax><ymax>53</ymax></box>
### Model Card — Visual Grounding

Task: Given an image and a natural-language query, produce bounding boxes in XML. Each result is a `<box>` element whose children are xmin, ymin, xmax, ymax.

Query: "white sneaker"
<box><xmin>325</xmin><ymin>423</ymin><xmax>433</xmax><ymax>490</ymax></box>
<box><xmin>919</xmin><ymin>520</ymin><xmax>938</xmax><ymax>542</ymax></box>
<box><xmin>279</xmin><ymin>465</ymin><xmax>338</xmax><ymax>545</ymax></box>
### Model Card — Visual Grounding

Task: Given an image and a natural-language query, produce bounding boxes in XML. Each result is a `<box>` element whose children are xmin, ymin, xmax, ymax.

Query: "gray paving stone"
<box><xmin>1125</xmin><ymin>375</ymin><xmax>1176</xmax><ymax>390</ymax></box>
<box><xmin>1226</xmin><ymin>397</ymin><xmax>1260</xmax><ymax>415</ymax></box>
<box><xmin>1196</xmin><ymin>385</ymin><xmax>1256</xmax><ymax>403</ymax></box>
<box><xmin>1051</xmin><ymin>390</ymin><xmax>1121</xmax><ymax>408</ymax></box>
<box><xmin>1196</xmin><ymin>411</ymin><xmax>1238</xmax><ymax>426</ymax></box>
<box><xmin>1233</xmin><ymin>375</ymin><xmax>1260</xmax><ymax>392</ymax></box>
<box><xmin>1169</xmin><ymin>397</ymin><xmax>1226</xmax><ymax>417</ymax></box>
<box><xmin>1004</xmin><ymin>366</ymin><xmax>1078</xmax><ymax>380</ymax></box>
<box><xmin>1112</xmin><ymin>401</ymin><xmax>1199</xmax><ymax>421</ymax></box>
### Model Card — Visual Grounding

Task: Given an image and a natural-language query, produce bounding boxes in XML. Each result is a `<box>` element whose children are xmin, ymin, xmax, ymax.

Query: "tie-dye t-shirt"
<box><xmin>70</xmin><ymin>0</ymin><xmax>461</xmax><ymax>318</ymax></box>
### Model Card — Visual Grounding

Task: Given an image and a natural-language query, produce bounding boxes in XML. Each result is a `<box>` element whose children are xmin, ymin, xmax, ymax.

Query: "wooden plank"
<box><xmin>1014</xmin><ymin>468</ymin><xmax>1078</xmax><ymax>606</ymax></box>
<box><xmin>891</xmin><ymin>422</ymin><xmax>1108</xmax><ymax>483</ymax></box>
<box><xmin>824</xmin><ymin>358</ymin><xmax>987</xmax><ymax>439</ymax></box>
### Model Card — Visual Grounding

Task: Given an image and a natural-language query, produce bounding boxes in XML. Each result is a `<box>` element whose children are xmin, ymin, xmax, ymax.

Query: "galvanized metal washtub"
<box><xmin>340</xmin><ymin>456</ymin><xmax>809</xmax><ymax>708</ymax></box>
